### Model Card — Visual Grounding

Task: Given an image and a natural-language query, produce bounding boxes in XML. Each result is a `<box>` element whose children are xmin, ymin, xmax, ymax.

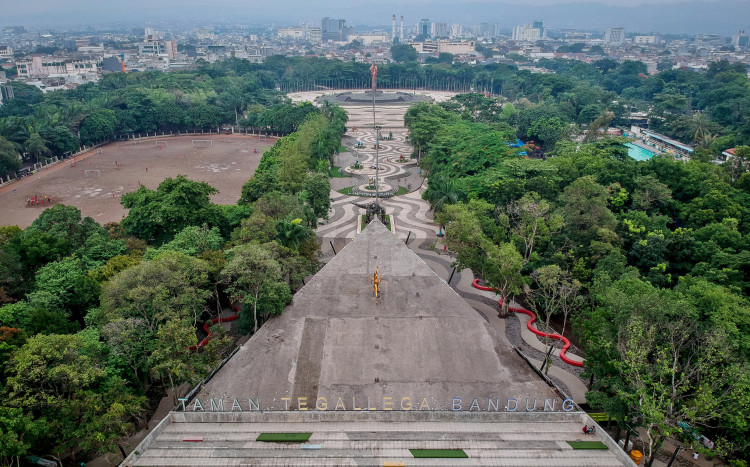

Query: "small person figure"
<box><xmin>145</xmin><ymin>167</ymin><xmax>148</xmax><ymax>172</ymax></box>
<box><xmin>254</xmin><ymin>148</ymin><xmax>258</xmax><ymax>153</ymax></box>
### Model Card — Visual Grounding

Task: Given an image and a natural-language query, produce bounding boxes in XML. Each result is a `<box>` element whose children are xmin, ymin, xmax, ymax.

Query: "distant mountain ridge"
<box><xmin>1</xmin><ymin>0</ymin><xmax>748</xmax><ymax>36</ymax></box>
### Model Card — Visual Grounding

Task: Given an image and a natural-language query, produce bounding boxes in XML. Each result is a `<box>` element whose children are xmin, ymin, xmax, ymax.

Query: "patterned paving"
<box><xmin>317</xmin><ymin>103</ymin><xmax>437</xmax><ymax>246</ymax></box>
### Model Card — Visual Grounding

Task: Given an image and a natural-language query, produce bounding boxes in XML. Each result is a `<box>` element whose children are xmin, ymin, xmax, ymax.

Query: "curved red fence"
<box><xmin>471</xmin><ymin>279</ymin><xmax>584</xmax><ymax>367</ymax></box>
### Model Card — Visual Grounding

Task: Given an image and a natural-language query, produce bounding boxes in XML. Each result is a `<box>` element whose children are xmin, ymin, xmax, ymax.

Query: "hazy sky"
<box><xmin>0</xmin><ymin>0</ymin><xmax>730</xmax><ymax>16</ymax></box>
<box><xmin>0</xmin><ymin>0</ymin><xmax>746</xmax><ymax>35</ymax></box>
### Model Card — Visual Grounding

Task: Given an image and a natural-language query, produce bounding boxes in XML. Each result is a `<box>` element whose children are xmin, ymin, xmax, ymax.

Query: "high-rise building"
<box><xmin>603</xmin><ymin>27</ymin><xmax>626</xmax><ymax>44</ymax></box>
<box><xmin>450</xmin><ymin>24</ymin><xmax>462</xmax><ymax>38</ymax></box>
<box><xmin>532</xmin><ymin>20</ymin><xmax>545</xmax><ymax>38</ymax></box>
<box><xmin>512</xmin><ymin>24</ymin><xmax>542</xmax><ymax>42</ymax></box>
<box><xmin>418</xmin><ymin>18</ymin><xmax>431</xmax><ymax>38</ymax></box>
<box><xmin>139</xmin><ymin>39</ymin><xmax>177</xmax><ymax>59</ymax></box>
<box><xmin>732</xmin><ymin>30</ymin><xmax>748</xmax><ymax>48</ymax></box>
<box><xmin>432</xmin><ymin>22</ymin><xmax>449</xmax><ymax>38</ymax></box>
<box><xmin>303</xmin><ymin>24</ymin><xmax>323</xmax><ymax>43</ymax></box>
<box><xmin>322</xmin><ymin>17</ymin><xmax>349</xmax><ymax>42</ymax></box>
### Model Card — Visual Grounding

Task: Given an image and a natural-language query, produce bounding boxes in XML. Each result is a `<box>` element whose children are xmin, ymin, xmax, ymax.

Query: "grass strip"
<box><xmin>362</xmin><ymin>214</ymin><xmax>391</xmax><ymax>231</ymax></box>
<box><xmin>256</xmin><ymin>433</ymin><xmax>312</xmax><ymax>443</ymax></box>
<box><xmin>329</xmin><ymin>166</ymin><xmax>348</xmax><ymax>178</ymax></box>
<box><xmin>410</xmin><ymin>449</ymin><xmax>468</xmax><ymax>458</ymax></box>
<box><xmin>337</xmin><ymin>187</ymin><xmax>355</xmax><ymax>195</ymax></box>
<box><xmin>567</xmin><ymin>441</ymin><xmax>608</xmax><ymax>450</ymax></box>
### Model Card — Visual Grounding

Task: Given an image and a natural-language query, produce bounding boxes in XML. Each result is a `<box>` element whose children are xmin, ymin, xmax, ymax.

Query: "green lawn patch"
<box><xmin>329</xmin><ymin>166</ymin><xmax>348</xmax><ymax>178</ymax></box>
<box><xmin>362</xmin><ymin>214</ymin><xmax>391</xmax><ymax>231</ymax></box>
<box><xmin>337</xmin><ymin>187</ymin><xmax>355</xmax><ymax>195</ymax></box>
<box><xmin>395</xmin><ymin>186</ymin><xmax>409</xmax><ymax>195</ymax></box>
<box><xmin>588</xmin><ymin>412</ymin><xmax>610</xmax><ymax>422</ymax></box>
<box><xmin>410</xmin><ymin>449</ymin><xmax>468</xmax><ymax>458</ymax></box>
<box><xmin>567</xmin><ymin>441</ymin><xmax>608</xmax><ymax>450</ymax></box>
<box><xmin>256</xmin><ymin>433</ymin><xmax>312</xmax><ymax>443</ymax></box>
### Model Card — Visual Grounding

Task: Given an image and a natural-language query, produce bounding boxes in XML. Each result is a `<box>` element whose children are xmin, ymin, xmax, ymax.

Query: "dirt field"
<box><xmin>0</xmin><ymin>134</ymin><xmax>276</xmax><ymax>228</ymax></box>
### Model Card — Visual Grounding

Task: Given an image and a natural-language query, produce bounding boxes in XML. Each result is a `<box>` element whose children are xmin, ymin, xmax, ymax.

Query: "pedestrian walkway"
<box><xmin>316</xmin><ymin>91</ymin><xmax>589</xmax><ymax>405</ymax></box>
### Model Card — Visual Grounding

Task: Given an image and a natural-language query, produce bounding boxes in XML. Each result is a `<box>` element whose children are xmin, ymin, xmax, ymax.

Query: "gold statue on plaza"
<box><xmin>372</xmin><ymin>267</ymin><xmax>382</xmax><ymax>305</ymax></box>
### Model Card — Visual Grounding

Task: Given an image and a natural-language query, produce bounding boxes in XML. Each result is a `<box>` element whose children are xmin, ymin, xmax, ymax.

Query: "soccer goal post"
<box><xmin>192</xmin><ymin>139</ymin><xmax>213</xmax><ymax>148</ymax></box>
<box><xmin>84</xmin><ymin>169</ymin><xmax>101</xmax><ymax>177</ymax></box>
<box><xmin>155</xmin><ymin>140</ymin><xmax>168</xmax><ymax>148</ymax></box>
<box><xmin>94</xmin><ymin>148</ymin><xmax>102</xmax><ymax>155</ymax></box>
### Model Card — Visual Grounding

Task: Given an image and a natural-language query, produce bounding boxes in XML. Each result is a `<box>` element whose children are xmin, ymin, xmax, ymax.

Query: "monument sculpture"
<box><xmin>371</xmin><ymin>267</ymin><xmax>382</xmax><ymax>305</ymax></box>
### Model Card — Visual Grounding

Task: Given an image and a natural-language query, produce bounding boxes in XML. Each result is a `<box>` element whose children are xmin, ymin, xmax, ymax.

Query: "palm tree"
<box><xmin>689</xmin><ymin>113</ymin><xmax>711</xmax><ymax>144</ymax></box>
<box><xmin>423</xmin><ymin>176</ymin><xmax>465</xmax><ymax>213</ymax></box>
<box><xmin>25</xmin><ymin>133</ymin><xmax>50</xmax><ymax>164</ymax></box>
<box><xmin>276</xmin><ymin>219</ymin><xmax>312</xmax><ymax>251</ymax></box>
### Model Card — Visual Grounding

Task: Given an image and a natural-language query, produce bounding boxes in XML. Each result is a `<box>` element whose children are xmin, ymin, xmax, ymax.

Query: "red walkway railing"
<box><xmin>471</xmin><ymin>279</ymin><xmax>584</xmax><ymax>367</ymax></box>
<box><xmin>189</xmin><ymin>302</ymin><xmax>241</xmax><ymax>350</ymax></box>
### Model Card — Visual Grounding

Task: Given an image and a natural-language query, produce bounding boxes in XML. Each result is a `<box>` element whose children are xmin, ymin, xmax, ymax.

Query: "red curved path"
<box><xmin>471</xmin><ymin>279</ymin><xmax>584</xmax><ymax>367</ymax></box>
<box><xmin>189</xmin><ymin>303</ymin><xmax>241</xmax><ymax>350</ymax></box>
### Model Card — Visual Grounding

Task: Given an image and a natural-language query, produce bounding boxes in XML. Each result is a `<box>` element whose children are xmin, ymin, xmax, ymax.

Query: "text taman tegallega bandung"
<box><xmin>178</xmin><ymin>396</ymin><xmax>577</xmax><ymax>412</ymax></box>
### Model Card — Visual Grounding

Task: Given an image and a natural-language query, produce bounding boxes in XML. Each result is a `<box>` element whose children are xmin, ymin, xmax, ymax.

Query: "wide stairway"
<box><xmin>125</xmin><ymin>411</ymin><xmax>630</xmax><ymax>466</ymax></box>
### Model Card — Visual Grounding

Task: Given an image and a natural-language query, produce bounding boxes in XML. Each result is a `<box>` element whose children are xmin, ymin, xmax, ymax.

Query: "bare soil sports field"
<box><xmin>0</xmin><ymin>134</ymin><xmax>276</xmax><ymax>228</ymax></box>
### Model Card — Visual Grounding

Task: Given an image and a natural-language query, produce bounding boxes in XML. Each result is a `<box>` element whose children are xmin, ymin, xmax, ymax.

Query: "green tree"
<box><xmin>390</xmin><ymin>44</ymin><xmax>418</xmax><ymax>63</ymax></box>
<box><xmin>0</xmin><ymin>136</ymin><xmax>21</xmax><ymax>177</ymax></box>
<box><xmin>121</xmin><ymin>175</ymin><xmax>224</xmax><ymax>245</ymax></box>
<box><xmin>631</xmin><ymin>175</ymin><xmax>672</xmax><ymax>212</ymax></box>
<box><xmin>100</xmin><ymin>318</ymin><xmax>155</xmax><ymax>386</ymax></box>
<box><xmin>583</xmin><ymin>274</ymin><xmax>750</xmax><ymax>465</ymax></box>
<box><xmin>0</xmin><ymin>406</ymin><xmax>41</xmax><ymax>466</ymax></box>
<box><xmin>220</xmin><ymin>243</ymin><xmax>288</xmax><ymax>334</ymax></box>
<box><xmin>505</xmin><ymin>192</ymin><xmax>563</xmax><ymax>263</ymax></box>
<box><xmin>4</xmin><ymin>331</ymin><xmax>145</xmax><ymax>459</ymax></box>
<box><xmin>423</xmin><ymin>176</ymin><xmax>466</xmax><ymax>213</ymax></box>
<box><xmin>144</xmin><ymin>225</ymin><xmax>223</xmax><ymax>260</ymax></box>
<box><xmin>558</xmin><ymin>176</ymin><xmax>617</xmax><ymax>241</ymax></box>
<box><xmin>97</xmin><ymin>251</ymin><xmax>213</xmax><ymax>331</ymax></box>
<box><xmin>79</xmin><ymin>109</ymin><xmax>116</xmax><ymax>145</ymax></box>
<box><xmin>148</xmin><ymin>319</ymin><xmax>201</xmax><ymax>403</ymax></box>
<box><xmin>485</xmin><ymin>242</ymin><xmax>526</xmax><ymax>318</ymax></box>
<box><xmin>276</xmin><ymin>219</ymin><xmax>313</xmax><ymax>251</ymax></box>
<box><xmin>23</xmin><ymin>132</ymin><xmax>49</xmax><ymax>164</ymax></box>
<box><xmin>524</xmin><ymin>265</ymin><xmax>581</xmax><ymax>362</ymax></box>
<box><xmin>527</xmin><ymin>116</ymin><xmax>569</xmax><ymax>150</ymax></box>
<box><xmin>302</xmin><ymin>173</ymin><xmax>331</xmax><ymax>227</ymax></box>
